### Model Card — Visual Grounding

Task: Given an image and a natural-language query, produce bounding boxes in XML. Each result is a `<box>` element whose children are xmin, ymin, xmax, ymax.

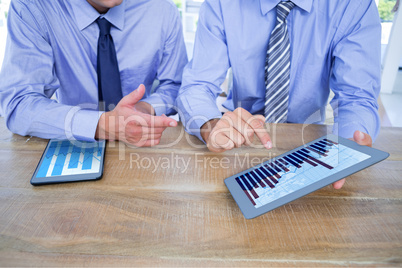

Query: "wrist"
<box><xmin>200</xmin><ymin>118</ymin><xmax>219</xmax><ymax>143</ymax></box>
<box><xmin>95</xmin><ymin>112</ymin><xmax>109</xmax><ymax>140</ymax></box>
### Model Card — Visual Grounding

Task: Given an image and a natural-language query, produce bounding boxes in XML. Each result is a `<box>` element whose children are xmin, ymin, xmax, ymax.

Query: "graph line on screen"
<box><xmin>235</xmin><ymin>138</ymin><xmax>370</xmax><ymax>208</ymax></box>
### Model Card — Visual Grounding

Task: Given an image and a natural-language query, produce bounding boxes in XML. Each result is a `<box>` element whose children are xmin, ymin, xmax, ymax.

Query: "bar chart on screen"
<box><xmin>235</xmin><ymin>139</ymin><xmax>371</xmax><ymax>208</ymax></box>
<box><xmin>36</xmin><ymin>140</ymin><xmax>103</xmax><ymax>178</ymax></box>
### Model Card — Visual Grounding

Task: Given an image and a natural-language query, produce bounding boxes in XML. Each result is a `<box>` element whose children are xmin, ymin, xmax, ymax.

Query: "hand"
<box><xmin>200</xmin><ymin>107</ymin><xmax>272</xmax><ymax>153</ymax></box>
<box><xmin>332</xmin><ymin>130</ymin><xmax>372</xmax><ymax>189</ymax></box>
<box><xmin>134</xmin><ymin>101</ymin><xmax>155</xmax><ymax>116</ymax></box>
<box><xmin>95</xmin><ymin>84</ymin><xmax>177</xmax><ymax>147</ymax></box>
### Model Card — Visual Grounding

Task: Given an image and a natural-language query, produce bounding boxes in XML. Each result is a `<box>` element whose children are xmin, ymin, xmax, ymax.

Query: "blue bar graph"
<box><xmin>68</xmin><ymin>145</ymin><xmax>82</xmax><ymax>169</ymax></box>
<box><xmin>51</xmin><ymin>141</ymin><xmax>71</xmax><ymax>176</ymax></box>
<box><xmin>82</xmin><ymin>145</ymin><xmax>94</xmax><ymax>170</ymax></box>
<box><xmin>36</xmin><ymin>142</ymin><xmax>58</xmax><ymax>177</ymax></box>
<box><xmin>36</xmin><ymin>140</ymin><xmax>104</xmax><ymax>178</ymax></box>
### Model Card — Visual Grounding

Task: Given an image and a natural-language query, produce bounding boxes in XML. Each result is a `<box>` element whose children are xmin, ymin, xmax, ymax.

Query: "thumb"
<box><xmin>118</xmin><ymin>84</ymin><xmax>145</xmax><ymax>107</ymax></box>
<box><xmin>353</xmin><ymin>130</ymin><xmax>372</xmax><ymax>147</ymax></box>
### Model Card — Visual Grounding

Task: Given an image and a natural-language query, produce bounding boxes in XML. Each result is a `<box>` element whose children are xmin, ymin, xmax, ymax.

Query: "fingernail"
<box><xmin>266</xmin><ymin>141</ymin><xmax>272</xmax><ymax>149</ymax></box>
<box><xmin>358</xmin><ymin>131</ymin><xmax>364</xmax><ymax>140</ymax></box>
<box><xmin>169</xmin><ymin>121</ymin><xmax>176</xmax><ymax>127</ymax></box>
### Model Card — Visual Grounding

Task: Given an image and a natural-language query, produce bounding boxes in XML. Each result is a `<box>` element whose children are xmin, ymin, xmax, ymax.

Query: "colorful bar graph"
<box><xmin>317</xmin><ymin>141</ymin><xmax>331</xmax><ymax>147</ymax></box>
<box><xmin>256</xmin><ymin>169</ymin><xmax>275</xmax><ymax>188</ymax></box>
<box><xmin>320</xmin><ymin>140</ymin><xmax>334</xmax><ymax>146</ymax></box>
<box><xmin>268</xmin><ymin>162</ymin><xmax>281</xmax><ymax>174</ymax></box>
<box><xmin>287</xmin><ymin>154</ymin><xmax>303</xmax><ymax>165</ymax></box>
<box><xmin>235</xmin><ymin>138</ymin><xmax>341</xmax><ymax>207</ymax></box>
<box><xmin>310</xmin><ymin>144</ymin><xmax>329</xmax><ymax>153</ymax></box>
<box><xmin>284</xmin><ymin>156</ymin><xmax>301</xmax><ymax>168</ymax></box>
<box><xmin>259</xmin><ymin>167</ymin><xmax>277</xmax><ymax>185</ymax></box>
<box><xmin>293</xmin><ymin>151</ymin><xmax>317</xmax><ymax>167</ymax></box>
<box><xmin>307</xmin><ymin>146</ymin><xmax>328</xmax><ymax>157</ymax></box>
<box><xmin>274</xmin><ymin>160</ymin><xmax>289</xmax><ymax>172</ymax></box>
<box><xmin>297</xmin><ymin>151</ymin><xmax>334</xmax><ymax>170</ymax></box>
<box><xmin>236</xmin><ymin>177</ymin><xmax>256</xmax><ymax>205</ymax></box>
<box><xmin>251</xmin><ymin>171</ymin><xmax>267</xmax><ymax>188</ymax></box>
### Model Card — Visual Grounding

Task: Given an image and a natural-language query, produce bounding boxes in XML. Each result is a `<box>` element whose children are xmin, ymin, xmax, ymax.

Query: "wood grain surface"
<box><xmin>0</xmin><ymin>117</ymin><xmax>401</xmax><ymax>267</ymax></box>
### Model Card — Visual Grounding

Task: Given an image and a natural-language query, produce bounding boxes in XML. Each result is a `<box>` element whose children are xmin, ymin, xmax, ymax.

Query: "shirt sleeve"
<box><xmin>0</xmin><ymin>1</ymin><xmax>102</xmax><ymax>141</ymax></box>
<box><xmin>141</xmin><ymin>5</ymin><xmax>188</xmax><ymax>116</ymax></box>
<box><xmin>330</xmin><ymin>0</ymin><xmax>381</xmax><ymax>142</ymax></box>
<box><xmin>176</xmin><ymin>0</ymin><xmax>229</xmax><ymax>141</ymax></box>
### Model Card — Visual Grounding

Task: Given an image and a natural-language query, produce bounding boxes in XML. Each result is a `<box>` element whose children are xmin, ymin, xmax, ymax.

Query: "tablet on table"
<box><xmin>31</xmin><ymin>139</ymin><xmax>106</xmax><ymax>186</ymax></box>
<box><xmin>225</xmin><ymin>134</ymin><xmax>389</xmax><ymax>219</ymax></box>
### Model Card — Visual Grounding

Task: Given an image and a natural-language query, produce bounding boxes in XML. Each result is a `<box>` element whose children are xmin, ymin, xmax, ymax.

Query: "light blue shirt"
<box><xmin>0</xmin><ymin>0</ymin><xmax>187</xmax><ymax>140</ymax></box>
<box><xmin>177</xmin><ymin>0</ymin><xmax>381</xmax><ymax>142</ymax></box>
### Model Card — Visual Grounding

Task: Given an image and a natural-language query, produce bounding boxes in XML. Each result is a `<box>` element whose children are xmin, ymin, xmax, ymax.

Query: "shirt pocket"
<box><xmin>119</xmin><ymin>60</ymin><xmax>158</xmax><ymax>96</ymax></box>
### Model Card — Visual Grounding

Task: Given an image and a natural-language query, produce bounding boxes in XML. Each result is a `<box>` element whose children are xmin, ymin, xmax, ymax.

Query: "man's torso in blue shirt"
<box><xmin>0</xmin><ymin>0</ymin><xmax>188</xmax><ymax>140</ymax></box>
<box><xmin>177</xmin><ymin>0</ymin><xmax>381</xmax><ymax>141</ymax></box>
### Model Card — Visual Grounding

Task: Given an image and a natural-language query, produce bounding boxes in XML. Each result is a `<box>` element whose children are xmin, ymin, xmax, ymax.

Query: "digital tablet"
<box><xmin>224</xmin><ymin>134</ymin><xmax>389</xmax><ymax>219</ymax></box>
<box><xmin>31</xmin><ymin>139</ymin><xmax>106</xmax><ymax>186</ymax></box>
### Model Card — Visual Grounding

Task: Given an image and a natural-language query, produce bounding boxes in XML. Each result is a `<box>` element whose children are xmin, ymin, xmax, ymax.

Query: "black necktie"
<box><xmin>96</xmin><ymin>17</ymin><xmax>123</xmax><ymax>111</ymax></box>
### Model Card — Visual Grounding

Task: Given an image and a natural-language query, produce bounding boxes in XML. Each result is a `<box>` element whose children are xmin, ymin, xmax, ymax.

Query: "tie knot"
<box><xmin>277</xmin><ymin>1</ymin><xmax>295</xmax><ymax>22</ymax></box>
<box><xmin>97</xmin><ymin>18</ymin><xmax>112</xmax><ymax>36</ymax></box>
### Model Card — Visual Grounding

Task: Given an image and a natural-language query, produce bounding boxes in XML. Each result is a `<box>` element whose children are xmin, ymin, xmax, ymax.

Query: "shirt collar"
<box><xmin>260</xmin><ymin>0</ymin><xmax>313</xmax><ymax>15</ymax></box>
<box><xmin>71</xmin><ymin>0</ymin><xmax>125</xmax><ymax>31</ymax></box>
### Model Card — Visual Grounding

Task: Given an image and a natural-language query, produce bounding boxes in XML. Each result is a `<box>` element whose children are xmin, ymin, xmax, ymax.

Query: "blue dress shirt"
<box><xmin>0</xmin><ymin>0</ymin><xmax>188</xmax><ymax>141</ymax></box>
<box><xmin>177</xmin><ymin>0</ymin><xmax>381</xmax><ymax>142</ymax></box>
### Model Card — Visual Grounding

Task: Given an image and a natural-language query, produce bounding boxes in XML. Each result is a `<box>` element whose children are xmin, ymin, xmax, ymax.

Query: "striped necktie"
<box><xmin>264</xmin><ymin>1</ymin><xmax>295</xmax><ymax>123</ymax></box>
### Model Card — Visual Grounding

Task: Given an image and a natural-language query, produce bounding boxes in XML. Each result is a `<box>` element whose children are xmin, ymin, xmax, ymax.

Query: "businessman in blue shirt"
<box><xmin>177</xmin><ymin>0</ymin><xmax>381</xmax><ymax>189</ymax></box>
<box><xmin>0</xmin><ymin>0</ymin><xmax>188</xmax><ymax>147</ymax></box>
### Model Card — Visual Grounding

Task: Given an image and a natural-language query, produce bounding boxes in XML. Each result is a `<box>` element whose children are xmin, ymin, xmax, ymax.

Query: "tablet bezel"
<box><xmin>30</xmin><ymin>139</ymin><xmax>106</xmax><ymax>186</ymax></box>
<box><xmin>224</xmin><ymin>134</ymin><xmax>389</xmax><ymax>219</ymax></box>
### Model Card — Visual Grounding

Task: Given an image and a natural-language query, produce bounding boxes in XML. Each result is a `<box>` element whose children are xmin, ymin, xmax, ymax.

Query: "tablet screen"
<box><xmin>234</xmin><ymin>138</ymin><xmax>370</xmax><ymax>208</ymax></box>
<box><xmin>36</xmin><ymin>140</ymin><xmax>105</xmax><ymax>178</ymax></box>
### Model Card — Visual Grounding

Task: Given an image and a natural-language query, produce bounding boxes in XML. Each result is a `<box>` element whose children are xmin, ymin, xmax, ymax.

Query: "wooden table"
<box><xmin>0</xmin><ymin>118</ymin><xmax>401</xmax><ymax>266</ymax></box>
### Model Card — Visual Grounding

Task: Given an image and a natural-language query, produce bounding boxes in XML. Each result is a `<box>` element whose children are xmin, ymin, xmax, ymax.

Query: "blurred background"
<box><xmin>0</xmin><ymin>0</ymin><xmax>401</xmax><ymax>127</ymax></box>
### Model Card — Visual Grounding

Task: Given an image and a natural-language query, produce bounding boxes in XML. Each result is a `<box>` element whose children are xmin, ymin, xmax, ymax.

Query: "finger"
<box><xmin>127</xmin><ymin>113</ymin><xmax>177</xmax><ymax>128</ymax></box>
<box><xmin>247</xmin><ymin>114</ymin><xmax>272</xmax><ymax>149</ymax></box>
<box><xmin>246</xmin><ymin>131</ymin><xmax>254</xmax><ymax>146</ymax></box>
<box><xmin>118</xmin><ymin>84</ymin><xmax>146</xmax><ymax>107</ymax></box>
<box><xmin>332</xmin><ymin>179</ymin><xmax>345</xmax><ymax>189</ymax></box>
<box><xmin>226</xmin><ymin>128</ymin><xmax>245</xmax><ymax>148</ymax></box>
<box><xmin>213</xmin><ymin>118</ymin><xmax>245</xmax><ymax>147</ymax></box>
<box><xmin>208</xmin><ymin>131</ymin><xmax>235</xmax><ymax>152</ymax></box>
<box><xmin>353</xmin><ymin>130</ymin><xmax>372</xmax><ymax>147</ymax></box>
<box><xmin>125</xmin><ymin>125</ymin><xmax>163</xmax><ymax>142</ymax></box>
<box><xmin>223</xmin><ymin>109</ymin><xmax>254</xmax><ymax>145</ymax></box>
<box><xmin>125</xmin><ymin>122</ymin><xmax>167</xmax><ymax>139</ymax></box>
<box><xmin>128</xmin><ymin>125</ymin><xmax>167</xmax><ymax>135</ymax></box>
<box><xmin>144</xmin><ymin>115</ymin><xmax>177</xmax><ymax>128</ymax></box>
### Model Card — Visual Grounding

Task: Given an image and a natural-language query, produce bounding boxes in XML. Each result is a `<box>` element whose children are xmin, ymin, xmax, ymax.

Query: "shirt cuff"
<box><xmin>141</xmin><ymin>94</ymin><xmax>172</xmax><ymax>116</ymax></box>
<box><xmin>332</xmin><ymin>107</ymin><xmax>379</xmax><ymax>142</ymax></box>
<box><xmin>71</xmin><ymin>109</ymin><xmax>104</xmax><ymax>141</ymax></box>
<box><xmin>176</xmin><ymin>95</ymin><xmax>222</xmax><ymax>142</ymax></box>
<box><xmin>191</xmin><ymin>113</ymin><xmax>223</xmax><ymax>142</ymax></box>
